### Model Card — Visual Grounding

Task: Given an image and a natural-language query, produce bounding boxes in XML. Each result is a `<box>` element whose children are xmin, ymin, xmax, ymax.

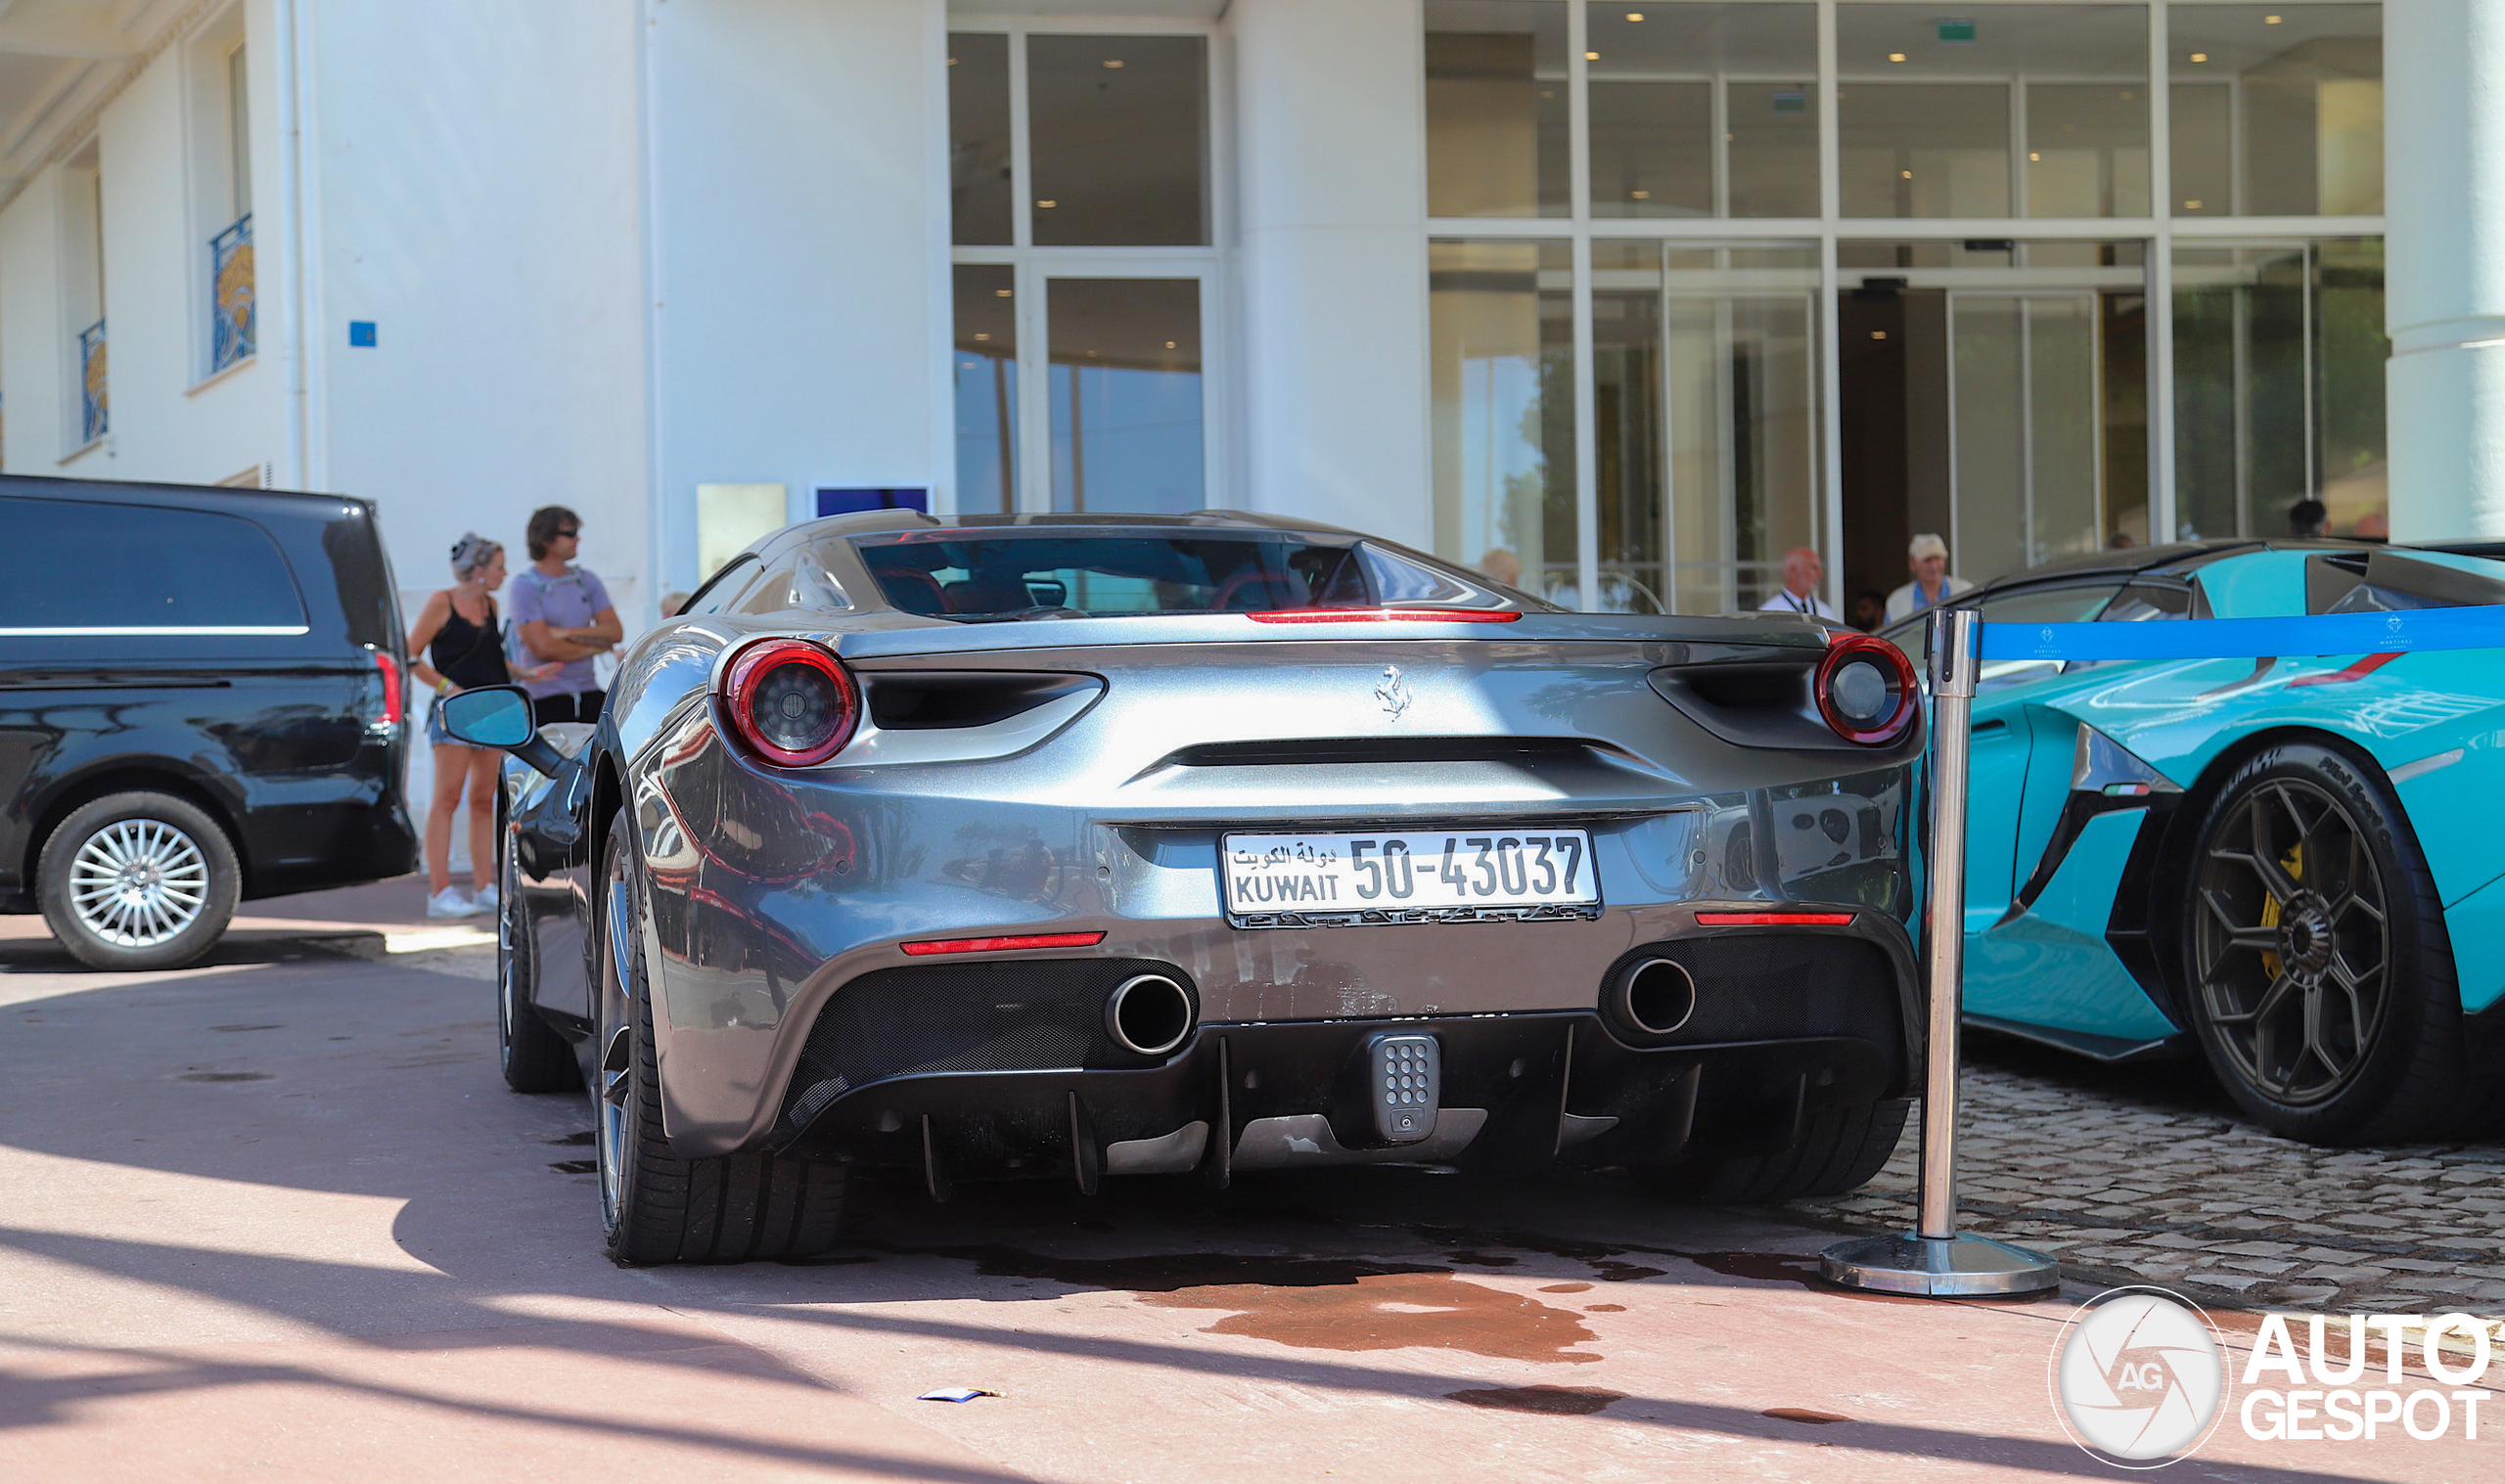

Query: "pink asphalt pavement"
<box><xmin>0</xmin><ymin>887</ymin><xmax>2489</xmax><ymax>1482</ymax></box>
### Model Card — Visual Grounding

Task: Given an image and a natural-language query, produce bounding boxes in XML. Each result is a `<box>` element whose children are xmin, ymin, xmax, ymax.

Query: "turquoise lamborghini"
<box><xmin>1885</xmin><ymin>541</ymin><xmax>2505</xmax><ymax>1146</ymax></box>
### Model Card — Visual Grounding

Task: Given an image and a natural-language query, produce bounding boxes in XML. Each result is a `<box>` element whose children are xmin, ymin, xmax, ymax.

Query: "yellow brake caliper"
<box><xmin>2258</xmin><ymin>841</ymin><xmax>2303</xmax><ymax>980</ymax></box>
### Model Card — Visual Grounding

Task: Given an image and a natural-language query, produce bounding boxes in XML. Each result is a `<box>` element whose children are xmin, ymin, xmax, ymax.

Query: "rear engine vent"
<box><xmin>864</xmin><ymin>671</ymin><xmax>1097</xmax><ymax>731</ymax></box>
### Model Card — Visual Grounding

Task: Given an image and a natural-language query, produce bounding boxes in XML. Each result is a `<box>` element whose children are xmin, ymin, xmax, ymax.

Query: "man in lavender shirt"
<box><xmin>511</xmin><ymin>505</ymin><xmax>623</xmax><ymax>725</ymax></box>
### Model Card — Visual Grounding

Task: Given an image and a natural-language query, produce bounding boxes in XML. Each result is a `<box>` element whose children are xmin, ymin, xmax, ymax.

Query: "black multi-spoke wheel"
<box><xmin>589</xmin><ymin>810</ymin><xmax>847</xmax><ymax>1264</ymax></box>
<box><xmin>2182</xmin><ymin>742</ymin><xmax>2477</xmax><ymax>1145</ymax></box>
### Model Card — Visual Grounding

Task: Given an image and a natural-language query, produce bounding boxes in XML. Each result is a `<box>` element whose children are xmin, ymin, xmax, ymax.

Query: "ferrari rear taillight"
<box><xmin>1814</xmin><ymin>634</ymin><xmax>1918</xmax><ymax>745</ymax></box>
<box><xmin>723</xmin><ymin>639</ymin><xmax>859</xmax><ymax>767</ymax></box>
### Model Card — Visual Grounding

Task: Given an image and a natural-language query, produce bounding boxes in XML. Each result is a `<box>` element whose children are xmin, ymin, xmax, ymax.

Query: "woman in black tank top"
<box><xmin>407</xmin><ymin>534</ymin><xmax>560</xmax><ymax>918</ymax></box>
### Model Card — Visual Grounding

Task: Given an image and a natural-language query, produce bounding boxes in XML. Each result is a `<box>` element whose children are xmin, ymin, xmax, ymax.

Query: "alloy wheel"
<box><xmin>68</xmin><ymin>819</ymin><xmax>209</xmax><ymax>948</ymax></box>
<box><xmin>2192</xmin><ymin>778</ymin><xmax>2391</xmax><ymax>1106</ymax></box>
<box><xmin>594</xmin><ymin>867</ymin><xmax>638</xmax><ymax>1226</ymax></box>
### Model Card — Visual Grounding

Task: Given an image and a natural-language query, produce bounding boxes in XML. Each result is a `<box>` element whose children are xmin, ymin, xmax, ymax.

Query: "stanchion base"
<box><xmin>1817</xmin><ymin>1233</ymin><xmax>2062</xmax><ymax>1297</ymax></box>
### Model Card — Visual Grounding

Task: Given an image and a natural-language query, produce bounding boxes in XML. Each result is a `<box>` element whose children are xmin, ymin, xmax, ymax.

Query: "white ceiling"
<box><xmin>0</xmin><ymin>0</ymin><xmax>192</xmax><ymax>209</ymax></box>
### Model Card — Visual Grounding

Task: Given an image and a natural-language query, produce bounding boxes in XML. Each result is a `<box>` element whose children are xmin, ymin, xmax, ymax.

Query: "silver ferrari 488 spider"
<box><xmin>440</xmin><ymin>511</ymin><xmax>1929</xmax><ymax>1263</ymax></box>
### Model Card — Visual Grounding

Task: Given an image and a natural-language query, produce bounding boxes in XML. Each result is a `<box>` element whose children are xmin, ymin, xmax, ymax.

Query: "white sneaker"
<box><xmin>426</xmin><ymin>887</ymin><xmax>475</xmax><ymax>919</ymax></box>
<box><xmin>472</xmin><ymin>884</ymin><xmax>500</xmax><ymax>917</ymax></box>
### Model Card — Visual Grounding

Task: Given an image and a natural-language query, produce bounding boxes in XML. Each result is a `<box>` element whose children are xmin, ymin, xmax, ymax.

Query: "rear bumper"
<box><xmin>681</xmin><ymin>904</ymin><xmax>1919</xmax><ymax>1169</ymax></box>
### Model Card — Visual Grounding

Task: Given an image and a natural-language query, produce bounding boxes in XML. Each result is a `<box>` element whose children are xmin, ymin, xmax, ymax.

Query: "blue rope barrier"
<box><xmin>1974</xmin><ymin>605</ymin><xmax>2505</xmax><ymax>663</ymax></box>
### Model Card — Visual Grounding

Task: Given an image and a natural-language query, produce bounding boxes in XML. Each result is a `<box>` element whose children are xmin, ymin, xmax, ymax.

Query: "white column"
<box><xmin>2386</xmin><ymin>0</ymin><xmax>2505</xmax><ymax>541</ymax></box>
<box><xmin>1227</xmin><ymin>0</ymin><xmax>1433</xmax><ymax>548</ymax></box>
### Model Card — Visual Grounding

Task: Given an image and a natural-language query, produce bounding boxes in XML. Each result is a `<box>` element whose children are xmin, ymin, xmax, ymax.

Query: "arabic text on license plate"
<box><xmin>1220</xmin><ymin>830</ymin><xmax>1597</xmax><ymax>915</ymax></box>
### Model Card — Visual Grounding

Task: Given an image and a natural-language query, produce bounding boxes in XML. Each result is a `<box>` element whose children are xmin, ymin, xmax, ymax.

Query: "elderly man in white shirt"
<box><xmin>1885</xmin><ymin>532</ymin><xmax>1974</xmax><ymax>621</ymax></box>
<box><xmin>1755</xmin><ymin>545</ymin><xmax>1839</xmax><ymax>620</ymax></box>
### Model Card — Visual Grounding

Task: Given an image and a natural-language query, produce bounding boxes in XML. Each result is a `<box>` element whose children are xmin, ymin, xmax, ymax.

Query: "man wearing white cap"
<box><xmin>1755</xmin><ymin>545</ymin><xmax>1839</xmax><ymax>620</ymax></box>
<box><xmin>1885</xmin><ymin>533</ymin><xmax>1972</xmax><ymax>622</ymax></box>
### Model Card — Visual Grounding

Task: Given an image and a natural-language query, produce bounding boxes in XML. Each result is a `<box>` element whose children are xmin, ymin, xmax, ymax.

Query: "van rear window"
<box><xmin>1</xmin><ymin>497</ymin><xmax>307</xmax><ymax>633</ymax></box>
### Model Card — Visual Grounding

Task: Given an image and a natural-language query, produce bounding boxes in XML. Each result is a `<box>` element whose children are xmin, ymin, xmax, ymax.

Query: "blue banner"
<box><xmin>1976</xmin><ymin>605</ymin><xmax>2505</xmax><ymax>663</ymax></box>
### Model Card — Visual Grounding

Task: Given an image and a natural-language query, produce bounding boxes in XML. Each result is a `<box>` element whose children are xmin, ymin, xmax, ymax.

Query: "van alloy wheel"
<box><xmin>69</xmin><ymin>819</ymin><xmax>208</xmax><ymax>948</ymax></box>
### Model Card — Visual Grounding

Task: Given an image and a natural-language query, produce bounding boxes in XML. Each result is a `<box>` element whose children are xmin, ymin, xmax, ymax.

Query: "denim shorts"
<box><xmin>424</xmin><ymin>695</ymin><xmax>492</xmax><ymax>750</ymax></box>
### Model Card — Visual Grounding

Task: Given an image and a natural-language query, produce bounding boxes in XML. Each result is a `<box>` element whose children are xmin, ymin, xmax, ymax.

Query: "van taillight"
<box><xmin>370</xmin><ymin>651</ymin><xmax>405</xmax><ymax>727</ymax></box>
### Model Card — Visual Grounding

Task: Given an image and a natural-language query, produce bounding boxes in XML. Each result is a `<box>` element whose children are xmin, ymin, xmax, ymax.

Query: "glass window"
<box><xmin>2170</xmin><ymin>5</ymin><xmax>2382</xmax><ymax>217</ymax></box>
<box><xmin>1837</xmin><ymin>5</ymin><xmax>2149</xmax><ymax>219</ymax></box>
<box><xmin>848</xmin><ymin>530</ymin><xmax>1509</xmax><ymax>621</ymax></box>
<box><xmin>1047</xmin><ymin>278</ymin><xmax>1204</xmax><ymax>515</ymax></box>
<box><xmin>1592</xmin><ymin>241</ymin><xmax>1820</xmax><ymax>613</ymax></box>
<box><xmin>952</xmin><ymin>265</ymin><xmax>1018</xmax><ymax>515</ymax></box>
<box><xmin>1973</xmin><ymin>582</ymin><xmax>2122</xmax><ymax>689</ymax></box>
<box><xmin>2172</xmin><ymin>238</ymin><xmax>2386</xmax><ymax>541</ymax></box>
<box><xmin>1585</xmin><ymin>4</ymin><xmax>1818</xmax><ymax>221</ymax></box>
<box><xmin>0</xmin><ymin>498</ymin><xmax>304</xmax><ymax>631</ymax></box>
<box><xmin>1028</xmin><ymin>34</ymin><xmax>1207</xmax><ymax>247</ymax></box>
<box><xmin>1430</xmin><ymin>240</ymin><xmax>1577</xmax><ymax>602</ymax></box>
<box><xmin>947</xmin><ymin>33</ymin><xmax>1013</xmax><ymax>247</ymax></box>
<box><xmin>1425</xmin><ymin>1</ymin><xmax>1570</xmax><ymax>218</ymax></box>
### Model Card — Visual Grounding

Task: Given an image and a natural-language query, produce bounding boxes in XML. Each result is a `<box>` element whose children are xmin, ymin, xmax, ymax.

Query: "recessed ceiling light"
<box><xmin>1889</xmin><ymin>52</ymin><xmax>1906</xmax><ymax>63</ymax></box>
<box><xmin>1037</xmin><ymin>200</ymin><xmax>1057</xmax><ymax>208</ymax></box>
<box><xmin>2190</xmin><ymin>52</ymin><xmax>2208</xmax><ymax>63</ymax></box>
<box><xmin>1626</xmin><ymin>11</ymin><xmax>1645</xmax><ymax>20</ymax></box>
<box><xmin>1872</xmin><ymin>330</ymin><xmax>1889</xmax><ymax>339</ymax></box>
<box><xmin>1901</xmin><ymin>169</ymin><xmax>1913</xmax><ymax>179</ymax></box>
<box><xmin>2184</xmin><ymin>199</ymin><xmax>2205</xmax><ymax>209</ymax></box>
<box><xmin>994</xmin><ymin>288</ymin><xmax>1012</xmax><ymax>297</ymax></box>
<box><xmin>2029</xmin><ymin>152</ymin><xmax>2040</xmax><ymax>161</ymax></box>
<box><xmin>1631</xmin><ymin>189</ymin><xmax>1651</xmax><ymax>199</ymax></box>
<box><xmin>1103</xmin><ymin>59</ymin><xmax>1124</xmax><ymax>68</ymax></box>
<box><xmin>1164</xmin><ymin>340</ymin><xmax>1176</xmax><ymax>349</ymax></box>
<box><xmin>947</xmin><ymin>57</ymin><xmax>957</xmax><ymax>67</ymax></box>
<box><xmin>2265</xmin><ymin>13</ymin><xmax>2283</xmax><ymax>22</ymax></box>
<box><xmin>1585</xmin><ymin>50</ymin><xmax>1600</xmax><ymax>61</ymax></box>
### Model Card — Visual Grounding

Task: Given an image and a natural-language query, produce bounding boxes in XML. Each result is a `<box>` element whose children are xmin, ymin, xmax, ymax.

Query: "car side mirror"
<box><xmin>437</xmin><ymin>684</ymin><xmax>569</xmax><ymax>776</ymax></box>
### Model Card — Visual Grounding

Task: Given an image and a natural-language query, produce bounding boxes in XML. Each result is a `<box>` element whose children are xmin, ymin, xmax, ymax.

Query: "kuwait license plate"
<box><xmin>1220</xmin><ymin>829</ymin><xmax>1599</xmax><ymax>918</ymax></box>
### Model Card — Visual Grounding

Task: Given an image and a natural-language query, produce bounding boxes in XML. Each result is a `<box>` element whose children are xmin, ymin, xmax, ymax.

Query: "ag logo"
<box><xmin>2050</xmin><ymin>1287</ymin><xmax>2228</xmax><ymax>1468</ymax></box>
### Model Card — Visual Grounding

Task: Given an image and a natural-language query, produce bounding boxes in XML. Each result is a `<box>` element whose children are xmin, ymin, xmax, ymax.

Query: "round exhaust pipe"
<box><xmin>1106</xmin><ymin>972</ymin><xmax>1195</xmax><ymax>1057</ymax></box>
<box><xmin>1610</xmin><ymin>957</ymin><xmax>1699</xmax><ymax>1038</ymax></box>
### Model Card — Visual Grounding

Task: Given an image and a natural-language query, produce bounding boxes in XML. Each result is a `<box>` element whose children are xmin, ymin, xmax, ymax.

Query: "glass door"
<box><xmin>1948</xmin><ymin>292</ymin><xmax>2105</xmax><ymax>581</ymax></box>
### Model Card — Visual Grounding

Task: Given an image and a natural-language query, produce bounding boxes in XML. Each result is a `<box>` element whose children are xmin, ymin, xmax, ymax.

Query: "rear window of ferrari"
<box><xmin>850</xmin><ymin>529</ymin><xmax>1498</xmax><ymax>621</ymax></box>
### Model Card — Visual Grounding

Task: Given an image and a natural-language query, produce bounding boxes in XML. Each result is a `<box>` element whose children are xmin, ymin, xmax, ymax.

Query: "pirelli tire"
<box><xmin>1638</xmin><ymin>1098</ymin><xmax>1910</xmax><ymax>1205</ymax></box>
<box><xmin>2180</xmin><ymin>740</ymin><xmax>2496</xmax><ymax>1146</ymax></box>
<box><xmin>592</xmin><ymin>811</ymin><xmax>846</xmax><ymax>1264</ymax></box>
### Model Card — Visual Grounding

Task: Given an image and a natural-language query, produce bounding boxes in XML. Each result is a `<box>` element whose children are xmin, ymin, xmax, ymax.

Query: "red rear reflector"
<box><xmin>1694</xmin><ymin>911</ymin><xmax>1855</xmax><ymax>927</ymax></box>
<box><xmin>1245</xmin><ymin>608</ymin><xmax>1524</xmax><ymax>624</ymax></box>
<box><xmin>901</xmin><ymin>930</ymin><xmax>1107</xmax><ymax>957</ymax></box>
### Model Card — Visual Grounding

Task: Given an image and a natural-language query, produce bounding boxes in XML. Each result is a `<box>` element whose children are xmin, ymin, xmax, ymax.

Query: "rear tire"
<box><xmin>37</xmin><ymin>791</ymin><xmax>240</xmax><ymax>971</ymax></box>
<box><xmin>497</xmin><ymin>818</ymin><xmax>577</xmax><ymax>1094</ymax></box>
<box><xmin>592</xmin><ymin>811</ymin><xmax>845</xmax><ymax>1263</ymax></box>
<box><xmin>1642</xmin><ymin>1099</ymin><xmax>1909</xmax><ymax>1204</ymax></box>
<box><xmin>2180</xmin><ymin>742</ymin><xmax>2485</xmax><ymax>1145</ymax></box>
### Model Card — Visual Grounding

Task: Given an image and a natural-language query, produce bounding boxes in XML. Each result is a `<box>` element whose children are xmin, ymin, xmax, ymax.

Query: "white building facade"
<box><xmin>0</xmin><ymin>0</ymin><xmax>2481</xmax><ymax>623</ymax></box>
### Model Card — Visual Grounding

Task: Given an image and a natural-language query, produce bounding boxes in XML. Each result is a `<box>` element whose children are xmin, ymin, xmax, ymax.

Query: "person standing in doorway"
<box><xmin>1755</xmin><ymin>546</ymin><xmax>1839</xmax><ymax>620</ymax></box>
<box><xmin>408</xmin><ymin>535</ymin><xmax>560</xmax><ymax>919</ymax></box>
<box><xmin>1885</xmin><ymin>533</ymin><xmax>1973</xmax><ymax>622</ymax></box>
<box><xmin>511</xmin><ymin>505</ymin><xmax>623</xmax><ymax>726</ymax></box>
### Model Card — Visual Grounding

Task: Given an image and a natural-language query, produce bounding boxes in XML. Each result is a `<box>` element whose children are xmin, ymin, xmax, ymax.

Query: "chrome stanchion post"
<box><xmin>1819</xmin><ymin>608</ymin><xmax>2060</xmax><ymax>1297</ymax></box>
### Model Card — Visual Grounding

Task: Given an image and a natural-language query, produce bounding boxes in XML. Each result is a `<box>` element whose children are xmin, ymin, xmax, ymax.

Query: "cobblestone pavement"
<box><xmin>1789</xmin><ymin>1032</ymin><xmax>2505</xmax><ymax>1318</ymax></box>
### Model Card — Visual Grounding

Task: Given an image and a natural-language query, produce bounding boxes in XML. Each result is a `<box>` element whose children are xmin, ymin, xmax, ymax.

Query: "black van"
<box><xmin>0</xmin><ymin>475</ymin><xmax>418</xmax><ymax>968</ymax></box>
